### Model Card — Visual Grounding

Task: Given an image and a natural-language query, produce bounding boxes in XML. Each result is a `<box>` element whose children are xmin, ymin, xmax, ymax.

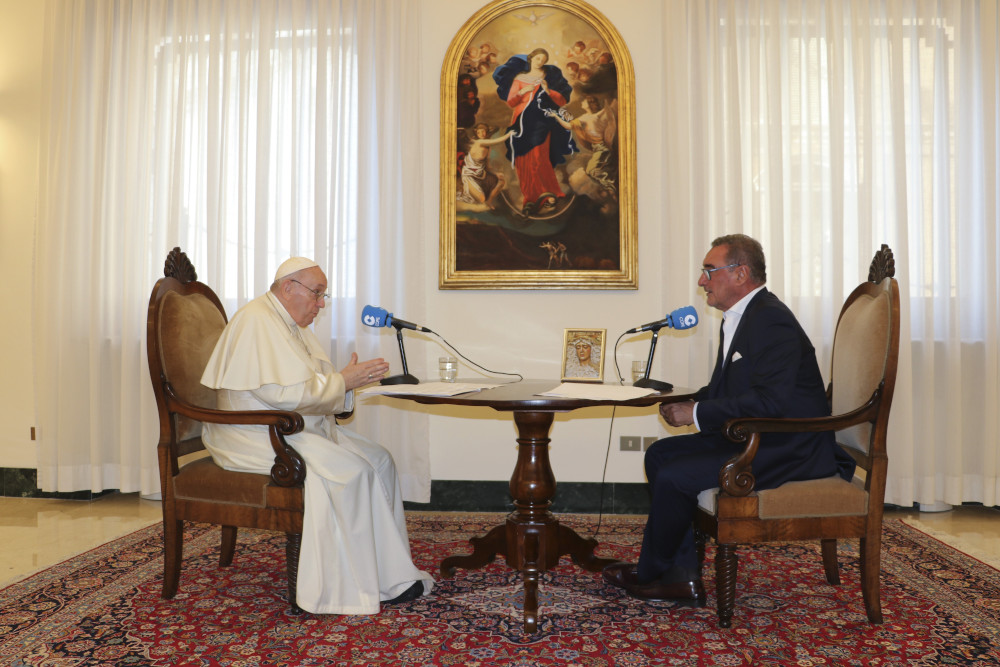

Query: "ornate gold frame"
<box><xmin>439</xmin><ymin>0</ymin><xmax>637</xmax><ymax>290</ymax></box>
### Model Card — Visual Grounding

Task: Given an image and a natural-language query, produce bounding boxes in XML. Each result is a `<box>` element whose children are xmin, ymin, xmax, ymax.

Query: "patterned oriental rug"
<box><xmin>1</xmin><ymin>513</ymin><xmax>999</xmax><ymax>666</ymax></box>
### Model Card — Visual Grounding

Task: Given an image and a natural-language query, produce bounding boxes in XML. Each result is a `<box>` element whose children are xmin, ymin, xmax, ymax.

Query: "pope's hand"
<box><xmin>341</xmin><ymin>352</ymin><xmax>390</xmax><ymax>391</ymax></box>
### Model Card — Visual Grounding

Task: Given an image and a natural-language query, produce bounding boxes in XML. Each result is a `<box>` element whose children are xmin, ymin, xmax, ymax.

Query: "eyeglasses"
<box><xmin>701</xmin><ymin>263</ymin><xmax>741</xmax><ymax>281</ymax></box>
<box><xmin>290</xmin><ymin>279</ymin><xmax>330</xmax><ymax>302</ymax></box>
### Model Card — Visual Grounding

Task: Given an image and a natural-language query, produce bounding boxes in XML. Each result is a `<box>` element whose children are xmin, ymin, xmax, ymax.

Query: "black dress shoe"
<box><xmin>602</xmin><ymin>562</ymin><xmax>706</xmax><ymax>607</ymax></box>
<box><xmin>382</xmin><ymin>581</ymin><xmax>424</xmax><ymax>606</ymax></box>
<box><xmin>602</xmin><ymin>562</ymin><xmax>639</xmax><ymax>589</ymax></box>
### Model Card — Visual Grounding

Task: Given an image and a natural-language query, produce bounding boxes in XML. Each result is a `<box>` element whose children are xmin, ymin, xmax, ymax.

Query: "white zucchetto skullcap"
<box><xmin>274</xmin><ymin>257</ymin><xmax>319</xmax><ymax>281</ymax></box>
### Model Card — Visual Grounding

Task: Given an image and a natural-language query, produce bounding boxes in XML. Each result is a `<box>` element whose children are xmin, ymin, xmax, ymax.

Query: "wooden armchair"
<box><xmin>694</xmin><ymin>245</ymin><xmax>900</xmax><ymax>628</ymax></box>
<box><xmin>146</xmin><ymin>247</ymin><xmax>307</xmax><ymax>612</ymax></box>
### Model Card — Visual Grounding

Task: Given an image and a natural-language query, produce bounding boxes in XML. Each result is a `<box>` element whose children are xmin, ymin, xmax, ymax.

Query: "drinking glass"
<box><xmin>631</xmin><ymin>360</ymin><xmax>647</xmax><ymax>383</ymax></box>
<box><xmin>439</xmin><ymin>356</ymin><xmax>458</xmax><ymax>382</ymax></box>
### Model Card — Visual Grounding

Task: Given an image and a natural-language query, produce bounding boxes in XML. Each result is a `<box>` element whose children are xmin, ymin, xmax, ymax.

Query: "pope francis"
<box><xmin>200</xmin><ymin>257</ymin><xmax>433</xmax><ymax>614</ymax></box>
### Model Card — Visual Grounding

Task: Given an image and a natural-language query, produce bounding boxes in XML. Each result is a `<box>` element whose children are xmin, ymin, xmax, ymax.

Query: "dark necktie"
<box><xmin>715</xmin><ymin>316</ymin><xmax>726</xmax><ymax>370</ymax></box>
<box><xmin>706</xmin><ymin>317</ymin><xmax>726</xmax><ymax>396</ymax></box>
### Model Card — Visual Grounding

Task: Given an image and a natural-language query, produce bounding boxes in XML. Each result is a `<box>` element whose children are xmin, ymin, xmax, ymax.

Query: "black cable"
<box><xmin>591</xmin><ymin>404</ymin><xmax>617</xmax><ymax>538</ymax></box>
<box><xmin>611</xmin><ymin>331</ymin><xmax>630</xmax><ymax>385</ymax></box>
<box><xmin>600</xmin><ymin>329</ymin><xmax>633</xmax><ymax>534</ymax></box>
<box><xmin>432</xmin><ymin>332</ymin><xmax>524</xmax><ymax>382</ymax></box>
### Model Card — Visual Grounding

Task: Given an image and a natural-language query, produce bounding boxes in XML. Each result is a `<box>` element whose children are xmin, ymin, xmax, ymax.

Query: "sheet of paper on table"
<box><xmin>536</xmin><ymin>383</ymin><xmax>659</xmax><ymax>400</ymax></box>
<box><xmin>360</xmin><ymin>382</ymin><xmax>501</xmax><ymax>397</ymax></box>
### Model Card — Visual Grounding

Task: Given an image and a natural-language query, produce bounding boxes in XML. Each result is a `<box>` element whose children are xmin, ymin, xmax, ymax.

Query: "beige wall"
<box><xmin>0</xmin><ymin>0</ymin><xmax>705</xmax><ymax>482</ymax></box>
<box><xmin>417</xmin><ymin>0</ymin><xmax>701</xmax><ymax>483</ymax></box>
<box><xmin>0</xmin><ymin>0</ymin><xmax>44</xmax><ymax>468</ymax></box>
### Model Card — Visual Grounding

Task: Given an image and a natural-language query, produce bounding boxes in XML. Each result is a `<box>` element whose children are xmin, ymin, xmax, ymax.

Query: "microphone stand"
<box><xmin>633</xmin><ymin>327</ymin><xmax>673</xmax><ymax>392</ymax></box>
<box><xmin>380</xmin><ymin>325</ymin><xmax>419</xmax><ymax>385</ymax></box>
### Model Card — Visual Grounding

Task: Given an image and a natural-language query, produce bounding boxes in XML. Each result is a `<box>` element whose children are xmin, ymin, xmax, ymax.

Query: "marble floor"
<box><xmin>0</xmin><ymin>493</ymin><xmax>162</xmax><ymax>587</ymax></box>
<box><xmin>0</xmin><ymin>494</ymin><xmax>998</xmax><ymax>587</ymax></box>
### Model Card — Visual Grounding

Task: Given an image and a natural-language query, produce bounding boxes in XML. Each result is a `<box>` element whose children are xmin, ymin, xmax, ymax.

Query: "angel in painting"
<box><xmin>458</xmin><ymin>123</ymin><xmax>515</xmax><ymax>209</ymax></box>
<box><xmin>545</xmin><ymin>95</ymin><xmax>618</xmax><ymax>197</ymax></box>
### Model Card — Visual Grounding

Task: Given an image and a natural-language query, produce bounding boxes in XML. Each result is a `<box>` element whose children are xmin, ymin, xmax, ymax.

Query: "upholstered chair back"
<box><xmin>830</xmin><ymin>278</ymin><xmax>896</xmax><ymax>458</ymax></box>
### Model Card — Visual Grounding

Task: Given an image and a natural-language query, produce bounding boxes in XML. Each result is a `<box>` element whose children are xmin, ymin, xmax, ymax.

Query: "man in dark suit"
<box><xmin>603</xmin><ymin>234</ymin><xmax>855</xmax><ymax>605</ymax></box>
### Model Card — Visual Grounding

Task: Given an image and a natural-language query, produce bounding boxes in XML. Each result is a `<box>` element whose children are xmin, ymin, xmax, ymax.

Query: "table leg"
<box><xmin>440</xmin><ymin>409</ymin><xmax>616</xmax><ymax>633</ymax></box>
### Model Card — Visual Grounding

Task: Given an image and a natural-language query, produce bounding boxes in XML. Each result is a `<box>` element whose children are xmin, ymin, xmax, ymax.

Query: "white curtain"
<box><xmin>664</xmin><ymin>0</ymin><xmax>1000</xmax><ymax>507</ymax></box>
<box><xmin>33</xmin><ymin>0</ymin><xmax>430</xmax><ymax>500</ymax></box>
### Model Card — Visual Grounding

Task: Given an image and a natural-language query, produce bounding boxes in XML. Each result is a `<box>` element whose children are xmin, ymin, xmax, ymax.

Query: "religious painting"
<box><xmin>561</xmin><ymin>328</ymin><xmax>606</xmax><ymax>382</ymax></box>
<box><xmin>440</xmin><ymin>0</ymin><xmax>636</xmax><ymax>289</ymax></box>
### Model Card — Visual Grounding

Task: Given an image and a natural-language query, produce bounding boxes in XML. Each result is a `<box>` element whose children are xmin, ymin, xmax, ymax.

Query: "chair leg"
<box><xmin>820</xmin><ymin>538</ymin><xmax>840</xmax><ymax>585</ymax></box>
<box><xmin>715</xmin><ymin>543</ymin><xmax>737</xmax><ymax>628</ymax></box>
<box><xmin>162</xmin><ymin>517</ymin><xmax>183</xmax><ymax>599</ymax></box>
<box><xmin>859</xmin><ymin>535</ymin><xmax>884</xmax><ymax>624</ymax></box>
<box><xmin>286</xmin><ymin>532</ymin><xmax>303</xmax><ymax>614</ymax></box>
<box><xmin>220</xmin><ymin>526</ymin><xmax>237</xmax><ymax>567</ymax></box>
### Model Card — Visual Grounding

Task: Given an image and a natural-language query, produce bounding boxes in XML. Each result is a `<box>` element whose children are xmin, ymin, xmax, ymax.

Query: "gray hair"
<box><xmin>711</xmin><ymin>234</ymin><xmax>766</xmax><ymax>284</ymax></box>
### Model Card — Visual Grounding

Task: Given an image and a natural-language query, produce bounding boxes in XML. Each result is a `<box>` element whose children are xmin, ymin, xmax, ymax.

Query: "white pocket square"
<box><xmin>731</xmin><ymin>351</ymin><xmax>743</xmax><ymax>362</ymax></box>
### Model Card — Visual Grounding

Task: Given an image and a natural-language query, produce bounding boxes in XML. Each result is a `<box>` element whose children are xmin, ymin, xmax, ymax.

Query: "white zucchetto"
<box><xmin>274</xmin><ymin>257</ymin><xmax>319</xmax><ymax>281</ymax></box>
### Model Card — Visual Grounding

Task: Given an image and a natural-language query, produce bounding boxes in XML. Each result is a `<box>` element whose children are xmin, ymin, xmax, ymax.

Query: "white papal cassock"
<box><xmin>200</xmin><ymin>290</ymin><xmax>432</xmax><ymax>614</ymax></box>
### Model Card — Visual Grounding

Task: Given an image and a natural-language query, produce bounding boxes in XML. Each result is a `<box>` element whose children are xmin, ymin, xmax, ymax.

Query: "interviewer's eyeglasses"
<box><xmin>701</xmin><ymin>263</ymin><xmax>741</xmax><ymax>281</ymax></box>
<box><xmin>290</xmin><ymin>279</ymin><xmax>330</xmax><ymax>302</ymax></box>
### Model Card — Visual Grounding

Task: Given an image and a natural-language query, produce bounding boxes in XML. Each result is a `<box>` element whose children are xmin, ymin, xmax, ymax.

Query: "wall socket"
<box><xmin>620</xmin><ymin>436</ymin><xmax>659</xmax><ymax>452</ymax></box>
<box><xmin>619</xmin><ymin>436</ymin><xmax>641</xmax><ymax>451</ymax></box>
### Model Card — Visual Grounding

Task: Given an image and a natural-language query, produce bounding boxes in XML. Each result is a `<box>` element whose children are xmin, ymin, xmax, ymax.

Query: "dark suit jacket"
<box><xmin>694</xmin><ymin>288</ymin><xmax>855</xmax><ymax>487</ymax></box>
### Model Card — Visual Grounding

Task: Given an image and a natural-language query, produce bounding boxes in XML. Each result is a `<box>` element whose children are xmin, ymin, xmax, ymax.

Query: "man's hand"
<box><xmin>660</xmin><ymin>400</ymin><xmax>695</xmax><ymax>427</ymax></box>
<box><xmin>341</xmin><ymin>353</ymin><xmax>390</xmax><ymax>391</ymax></box>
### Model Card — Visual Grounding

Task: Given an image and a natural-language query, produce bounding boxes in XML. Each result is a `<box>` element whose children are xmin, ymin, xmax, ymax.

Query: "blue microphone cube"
<box><xmin>361</xmin><ymin>305</ymin><xmax>390</xmax><ymax>328</ymax></box>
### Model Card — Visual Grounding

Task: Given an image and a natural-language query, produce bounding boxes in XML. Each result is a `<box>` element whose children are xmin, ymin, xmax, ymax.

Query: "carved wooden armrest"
<box><xmin>165</xmin><ymin>384</ymin><xmax>307</xmax><ymax>486</ymax></box>
<box><xmin>718</xmin><ymin>386</ymin><xmax>883</xmax><ymax>496</ymax></box>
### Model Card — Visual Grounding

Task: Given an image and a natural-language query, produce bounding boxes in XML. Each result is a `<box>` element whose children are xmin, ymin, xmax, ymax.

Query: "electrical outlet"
<box><xmin>619</xmin><ymin>436</ymin><xmax>641</xmax><ymax>451</ymax></box>
<box><xmin>643</xmin><ymin>436</ymin><xmax>657</xmax><ymax>450</ymax></box>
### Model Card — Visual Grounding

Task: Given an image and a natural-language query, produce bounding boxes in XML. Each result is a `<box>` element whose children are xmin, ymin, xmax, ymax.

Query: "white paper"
<box><xmin>360</xmin><ymin>382</ymin><xmax>500</xmax><ymax>397</ymax></box>
<box><xmin>536</xmin><ymin>383</ymin><xmax>659</xmax><ymax>400</ymax></box>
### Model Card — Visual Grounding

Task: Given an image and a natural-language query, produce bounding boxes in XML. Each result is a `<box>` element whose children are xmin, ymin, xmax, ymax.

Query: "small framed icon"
<box><xmin>561</xmin><ymin>328</ymin><xmax>606</xmax><ymax>382</ymax></box>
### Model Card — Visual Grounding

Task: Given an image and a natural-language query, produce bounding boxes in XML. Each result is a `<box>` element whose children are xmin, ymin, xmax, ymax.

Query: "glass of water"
<box><xmin>631</xmin><ymin>360</ymin><xmax>647</xmax><ymax>382</ymax></box>
<box><xmin>439</xmin><ymin>356</ymin><xmax>458</xmax><ymax>382</ymax></box>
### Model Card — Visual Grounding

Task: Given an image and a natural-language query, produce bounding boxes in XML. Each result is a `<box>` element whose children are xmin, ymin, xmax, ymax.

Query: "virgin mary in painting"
<box><xmin>493</xmin><ymin>48</ymin><xmax>577</xmax><ymax>216</ymax></box>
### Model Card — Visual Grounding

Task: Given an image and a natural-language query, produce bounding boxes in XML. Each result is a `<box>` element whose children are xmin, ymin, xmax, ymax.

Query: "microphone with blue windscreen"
<box><xmin>360</xmin><ymin>304</ymin><xmax>434</xmax><ymax>385</ymax></box>
<box><xmin>626</xmin><ymin>305</ymin><xmax>700</xmax><ymax>392</ymax></box>
<box><xmin>625</xmin><ymin>306</ymin><xmax>699</xmax><ymax>333</ymax></box>
<box><xmin>361</xmin><ymin>305</ymin><xmax>433</xmax><ymax>333</ymax></box>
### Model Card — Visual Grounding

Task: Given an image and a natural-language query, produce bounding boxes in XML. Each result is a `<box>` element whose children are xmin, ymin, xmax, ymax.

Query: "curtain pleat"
<box><xmin>34</xmin><ymin>0</ymin><xmax>428</xmax><ymax>499</ymax></box>
<box><xmin>34</xmin><ymin>0</ymin><xmax>1000</xmax><ymax>507</ymax></box>
<box><xmin>664</xmin><ymin>0</ymin><xmax>1000</xmax><ymax>507</ymax></box>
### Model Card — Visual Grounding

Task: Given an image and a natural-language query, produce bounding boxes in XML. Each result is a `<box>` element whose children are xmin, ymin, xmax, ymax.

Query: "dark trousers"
<box><xmin>636</xmin><ymin>433</ymin><xmax>739</xmax><ymax>582</ymax></box>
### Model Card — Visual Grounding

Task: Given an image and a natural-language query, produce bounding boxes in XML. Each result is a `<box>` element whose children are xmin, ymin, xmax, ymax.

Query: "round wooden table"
<box><xmin>386</xmin><ymin>379</ymin><xmax>695</xmax><ymax>633</ymax></box>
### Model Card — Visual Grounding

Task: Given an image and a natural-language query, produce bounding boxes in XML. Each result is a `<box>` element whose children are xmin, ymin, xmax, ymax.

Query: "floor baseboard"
<box><xmin>1</xmin><ymin>467</ymin><xmax>649</xmax><ymax>512</ymax></box>
<box><xmin>403</xmin><ymin>479</ymin><xmax>649</xmax><ymax>515</ymax></box>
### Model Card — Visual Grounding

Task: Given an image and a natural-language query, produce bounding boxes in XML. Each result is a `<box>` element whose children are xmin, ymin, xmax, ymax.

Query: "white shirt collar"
<box><xmin>725</xmin><ymin>285</ymin><xmax>765</xmax><ymax>321</ymax></box>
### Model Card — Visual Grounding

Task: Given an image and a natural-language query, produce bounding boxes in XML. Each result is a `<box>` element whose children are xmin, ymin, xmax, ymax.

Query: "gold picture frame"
<box><xmin>561</xmin><ymin>328</ymin><xmax>607</xmax><ymax>382</ymax></box>
<box><xmin>439</xmin><ymin>0</ymin><xmax>636</xmax><ymax>290</ymax></box>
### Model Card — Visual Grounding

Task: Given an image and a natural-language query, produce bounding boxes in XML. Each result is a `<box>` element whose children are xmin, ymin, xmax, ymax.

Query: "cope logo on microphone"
<box><xmin>362</xmin><ymin>314</ymin><xmax>379</xmax><ymax>327</ymax></box>
<box><xmin>679</xmin><ymin>314</ymin><xmax>697</xmax><ymax>327</ymax></box>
